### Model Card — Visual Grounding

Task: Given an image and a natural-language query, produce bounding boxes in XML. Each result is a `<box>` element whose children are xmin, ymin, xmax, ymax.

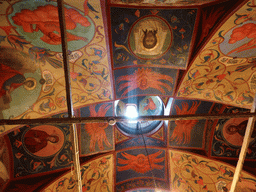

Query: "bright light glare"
<box><xmin>125</xmin><ymin>105</ymin><xmax>138</xmax><ymax>118</ymax></box>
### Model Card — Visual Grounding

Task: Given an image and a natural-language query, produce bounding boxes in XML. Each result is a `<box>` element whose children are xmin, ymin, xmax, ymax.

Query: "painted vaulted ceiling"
<box><xmin>1</xmin><ymin>0</ymin><xmax>256</xmax><ymax>191</ymax></box>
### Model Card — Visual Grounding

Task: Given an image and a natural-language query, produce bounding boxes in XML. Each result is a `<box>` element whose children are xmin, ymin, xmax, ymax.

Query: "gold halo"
<box><xmin>23</xmin><ymin>77</ymin><xmax>37</xmax><ymax>91</ymax></box>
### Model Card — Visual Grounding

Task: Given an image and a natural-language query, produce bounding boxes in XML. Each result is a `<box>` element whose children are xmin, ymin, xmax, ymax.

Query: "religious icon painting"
<box><xmin>210</xmin><ymin>106</ymin><xmax>256</xmax><ymax>159</ymax></box>
<box><xmin>8</xmin><ymin>0</ymin><xmax>95</xmax><ymax>52</ymax></box>
<box><xmin>22</xmin><ymin>125</ymin><xmax>65</xmax><ymax>157</ymax></box>
<box><xmin>169</xmin><ymin>99</ymin><xmax>213</xmax><ymax>148</ymax></box>
<box><xmin>128</xmin><ymin>16</ymin><xmax>172</xmax><ymax>59</ymax></box>
<box><xmin>219</xmin><ymin>21</ymin><xmax>256</xmax><ymax>58</ymax></box>
<box><xmin>116</xmin><ymin>148</ymin><xmax>166</xmax><ymax>184</ymax></box>
<box><xmin>0</xmin><ymin>48</ymin><xmax>45</xmax><ymax>120</ymax></box>
<box><xmin>8</xmin><ymin>123</ymin><xmax>72</xmax><ymax>177</ymax></box>
<box><xmin>110</xmin><ymin>7</ymin><xmax>197</xmax><ymax>69</ymax></box>
<box><xmin>0</xmin><ymin>0</ymin><xmax>112</xmax><ymax>136</ymax></box>
<box><xmin>79</xmin><ymin>102</ymin><xmax>114</xmax><ymax>156</ymax></box>
<box><xmin>114</xmin><ymin>67</ymin><xmax>178</xmax><ymax>99</ymax></box>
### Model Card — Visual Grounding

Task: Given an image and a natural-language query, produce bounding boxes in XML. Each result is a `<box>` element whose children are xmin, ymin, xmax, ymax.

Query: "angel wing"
<box><xmin>117</xmin><ymin>152</ymin><xmax>137</xmax><ymax>172</ymax></box>
<box><xmin>148</xmin><ymin>151</ymin><xmax>164</xmax><ymax>169</ymax></box>
<box><xmin>171</xmin><ymin>101</ymin><xmax>201</xmax><ymax>144</ymax></box>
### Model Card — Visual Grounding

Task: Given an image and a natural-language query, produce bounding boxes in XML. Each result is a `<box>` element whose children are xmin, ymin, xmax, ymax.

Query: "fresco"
<box><xmin>0</xmin><ymin>47</ymin><xmax>44</xmax><ymax>120</ymax></box>
<box><xmin>177</xmin><ymin>1</ymin><xmax>256</xmax><ymax>108</ymax></box>
<box><xmin>8</xmin><ymin>114</ymin><xmax>73</xmax><ymax>177</ymax></box>
<box><xmin>115</xmin><ymin>125</ymin><xmax>167</xmax><ymax>151</ymax></box>
<box><xmin>0</xmin><ymin>0</ymin><xmax>112</xmax><ymax>134</ymax></box>
<box><xmin>110</xmin><ymin>7</ymin><xmax>197</xmax><ymax>69</ymax></box>
<box><xmin>110</xmin><ymin>0</ymin><xmax>220</xmax><ymax>6</ymax></box>
<box><xmin>114</xmin><ymin>67</ymin><xmax>177</xmax><ymax>99</ymax></box>
<box><xmin>80</xmin><ymin>102</ymin><xmax>114</xmax><ymax>156</ymax></box>
<box><xmin>210</xmin><ymin>106</ymin><xmax>256</xmax><ymax>159</ymax></box>
<box><xmin>169</xmin><ymin>150</ymin><xmax>256</xmax><ymax>191</ymax></box>
<box><xmin>42</xmin><ymin>154</ymin><xmax>114</xmax><ymax>192</ymax></box>
<box><xmin>0</xmin><ymin>136</ymin><xmax>10</xmax><ymax>191</ymax></box>
<box><xmin>115</xmin><ymin>96</ymin><xmax>167</xmax><ymax>150</ymax></box>
<box><xmin>115</xmin><ymin>96</ymin><xmax>164</xmax><ymax>135</ymax></box>
<box><xmin>169</xmin><ymin>99</ymin><xmax>213</xmax><ymax>148</ymax></box>
<box><xmin>125</xmin><ymin>189</ymin><xmax>169</xmax><ymax>192</ymax></box>
<box><xmin>9</xmin><ymin>1</ymin><xmax>93</xmax><ymax>51</ymax></box>
<box><xmin>116</xmin><ymin>179</ymin><xmax>169</xmax><ymax>192</ymax></box>
<box><xmin>116</xmin><ymin>148</ymin><xmax>166</xmax><ymax>183</ymax></box>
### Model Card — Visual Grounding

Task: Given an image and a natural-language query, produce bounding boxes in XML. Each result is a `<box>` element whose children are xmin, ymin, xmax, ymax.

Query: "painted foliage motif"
<box><xmin>80</xmin><ymin>103</ymin><xmax>114</xmax><ymax>156</ymax></box>
<box><xmin>177</xmin><ymin>1</ymin><xmax>256</xmax><ymax>108</ymax></box>
<box><xmin>169</xmin><ymin>100</ymin><xmax>212</xmax><ymax>148</ymax></box>
<box><xmin>110</xmin><ymin>0</ymin><xmax>219</xmax><ymax>6</ymax></box>
<box><xmin>210</xmin><ymin>106</ymin><xmax>256</xmax><ymax>159</ymax></box>
<box><xmin>8</xmin><ymin>114</ymin><xmax>72</xmax><ymax>177</ymax></box>
<box><xmin>0</xmin><ymin>136</ymin><xmax>10</xmax><ymax>191</ymax></box>
<box><xmin>125</xmin><ymin>189</ymin><xmax>169</xmax><ymax>192</ymax></box>
<box><xmin>169</xmin><ymin>150</ymin><xmax>256</xmax><ymax>192</ymax></box>
<box><xmin>111</xmin><ymin>7</ymin><xmax>197</xmax><ymax>69</ymax></box>
<box><xmin>116</xmin><ymin>178</ymin><xmax>168</xmax><ymax>192</ymax></box>
<box><xmin>114</xmin><ymin>67</ymin><xmax>177</xmax><ymax>99</ymax></box>
<box><xmin>42</xmin><ymin>154</ymin><xmax>113</xmax><ymax>192</ymax></box>
<box><xmin>116</xmin><ymin>148</ymin><xmax>166</xmax><ymax>183</ymax></box>
<box><xmin>0</xmin><ymin>0</ymin><xmax>112</xmax><ymax>134</ymax></box>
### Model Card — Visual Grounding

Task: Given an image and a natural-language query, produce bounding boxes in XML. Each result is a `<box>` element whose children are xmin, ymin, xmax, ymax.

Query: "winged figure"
<box><xmin>170</xmin><ymin>101</ymin><xmax>201</xmax><ymax>144</ymax></box>
<box><xmin>117</xmin><ymin>151</ymin><xmax>164</xmax><ymax>174</ymax></box>
<box><xmin>84</xmin><ymin>104</ymin><xmax>112</xmax><ymax>152</ymax></box>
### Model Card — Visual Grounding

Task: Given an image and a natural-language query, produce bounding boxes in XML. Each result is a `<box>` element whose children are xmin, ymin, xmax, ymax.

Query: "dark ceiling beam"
<box><xmin>57</xmin><ymin>0</ymin><xmax>82</xmax><ymax>191</ymax></box>
<box><xmin>1</xmin><ymin>112</ymin><xmax>256</xmax><ymax>125</ymax></box>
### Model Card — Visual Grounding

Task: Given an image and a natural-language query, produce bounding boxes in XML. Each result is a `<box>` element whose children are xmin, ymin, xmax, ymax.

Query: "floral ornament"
<box><xmin>47</xmin><ymin>155</ymin><xmax>57</xmax><ymax>168</ymax></box>
<box><xmin>28</xmin><ymin>46</ymin><xmax>62</xmax><ymax>68</ymax></box>
<box><xmin>97</xmin><ymin>89</ymin><xmax>111</xmax><ymax>100</ymax></box>
<box><xmin>39</xmin><ymin>99</ymin><xmax>56</xmax><ymax>114</ymax></box>
<box><xmin>31</xmin><ymin>160</ymin><xmax>42</xmax><ymax>171</ymax></box>
<box><xmin>170</xmin><ymin>15</ymin><xmax>179</xmax><ymax>23</ymax></box>
<box><xmin>15</xmin><ymin>153</ymin><xmax>23</xmax><ymax>159</ymax></box>
<box><xmin>60</xmin><ymin>154</ymin><xmax>68</xmax><ymax>162</ymax></box>
<box><xmin>14</xmin><ymin>140</ymin><xmax>22</xmax><ymax>148</ymax></box>
<box><xmin>56</xmin><ymin>96</ymin><xmax>66</xmax><ymax>108</ymax></box>
<box><xmin>135</xmin><ymin>10</ymin><xmax>140</xmax><ymax>17</ymax></box>
<box><xmin>7</xmin><ymin>35</ymin><xmax>30</xmax><ymax>50</ymax></box>
<box><xmin>179</xmin><ymin>28</ymin><xmax>186</xmax><ymax>39</ymax></box>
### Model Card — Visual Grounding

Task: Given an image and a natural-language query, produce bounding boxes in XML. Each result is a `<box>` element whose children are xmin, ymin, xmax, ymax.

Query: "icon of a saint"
<box><xmin>24</xmin><ymin>129</ymin><xmax>60</xmax><ymax>154</ymax></box>
<box><xmin>132</xmin><ymin>17</ymin><xmax>170</xmax><ymax>56</ymax></box>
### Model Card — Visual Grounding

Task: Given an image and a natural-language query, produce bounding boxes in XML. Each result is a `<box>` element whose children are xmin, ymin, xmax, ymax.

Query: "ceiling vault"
<box><xmin>0</xmin><ymin>0</ymin><xmax>256</xmax><ymax>192</ymax></box>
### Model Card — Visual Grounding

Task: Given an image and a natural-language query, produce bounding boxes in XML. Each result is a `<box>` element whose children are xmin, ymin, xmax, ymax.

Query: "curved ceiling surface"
<box><xmin>0</xmin><ymin>0</ymin><xmax>256</xmax><ymax>191</ymax></box>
